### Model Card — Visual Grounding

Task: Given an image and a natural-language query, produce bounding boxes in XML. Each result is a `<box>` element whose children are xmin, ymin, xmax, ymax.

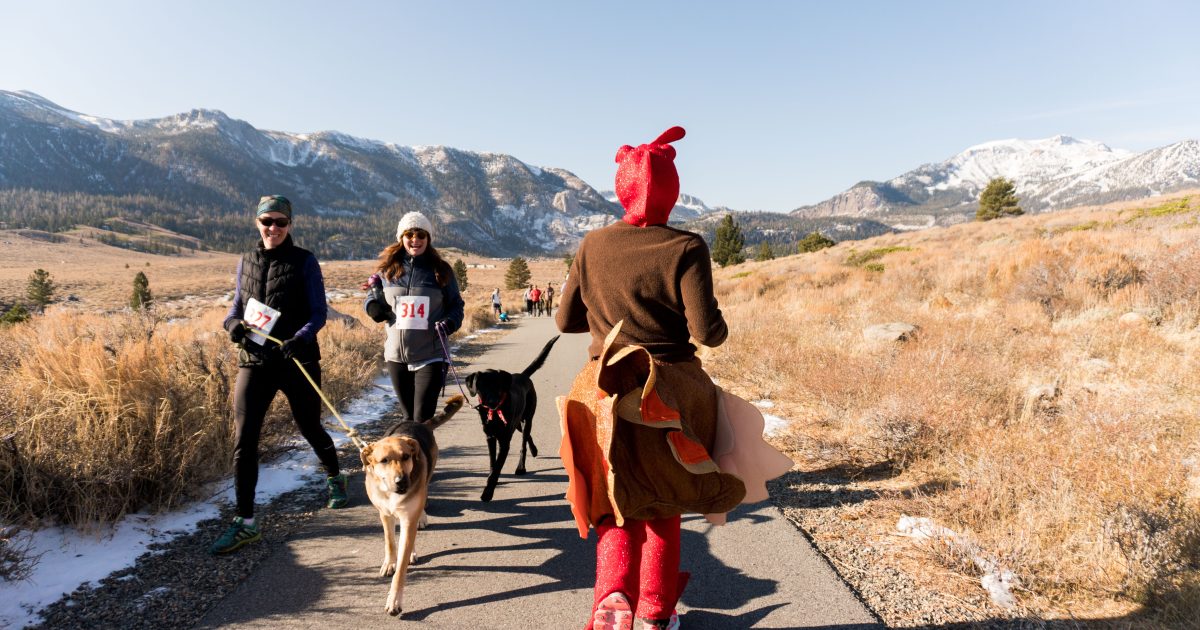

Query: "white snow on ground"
<box><xmin>0</xmin><ymin>372</ymin><xmax>397</xmax><ymax>630</ymax></box>
<box><xmin>761</xmin><ymin>413</ymin><xmax>789</xmax><ymax>436</ymax></box>
<box><xmin>896</xmin><ymin>515</ymin><xmax>1020</xmax><ymax>610</ymax></box>
<box><xmin>752</xmin><ymin>400</ymin><xmax>791</xmax><ymax>436</ymax></box>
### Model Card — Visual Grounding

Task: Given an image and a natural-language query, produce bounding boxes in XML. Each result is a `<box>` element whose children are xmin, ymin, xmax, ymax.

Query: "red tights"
<box><xmin>594</xmin><ymin>514</ymin><xmax>686</xmax><ymax>620</ymax></box>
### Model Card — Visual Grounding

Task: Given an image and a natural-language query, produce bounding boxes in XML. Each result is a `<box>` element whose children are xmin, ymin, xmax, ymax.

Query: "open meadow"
<box><xmin>2</xmin><ymin>195</ymin><xmax>1199</xmax><ymax>626</ymax></box>
<box><xmin>705</xmin><ymin>191</ymin><xmax>1200</xmax><ymax>627</ymax></box>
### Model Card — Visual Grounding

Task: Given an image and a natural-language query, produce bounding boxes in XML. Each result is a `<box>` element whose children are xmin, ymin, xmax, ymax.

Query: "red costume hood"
<box><xmin>614</xmin><ymin>126</ymin><xmax>685</xmax><ymax>227</ymax></box>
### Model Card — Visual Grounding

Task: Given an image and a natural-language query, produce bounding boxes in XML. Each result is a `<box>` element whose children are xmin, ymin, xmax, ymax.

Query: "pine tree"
<box><xmin>976</xmin><ymin>177</ymin><xmax>1023</xmax><ymax>221</ymax></box>
<box><xmin>797</xmin><ymin>231</ymin><xmax>836</xmax><ymax>253</ymax></box>
<box><xmin>1</xmin><ymin>303</ymin><xmax>31</xmax><ymax>326</ymax></box>
<box><xmin>130</xmin><ymin>271</ymin><xmax>153</xmax><ymax>310</ymax></box>
<box><xmin>453</xmin><ymin>259</ymin><xmax>470</xmax><ymax>291</ymax></box>
<box><xmin>564</xmin><ymin>253</ymin><xmax>575</xmax><ymax>270</ymax></box>
<box><xmin>505</xmin><ymin>256</ymin><xmax>531</xmax><ymax>290</ymax></box>
<box><xmin>26</xmin><ymin>268</ymin><xmax>55</xmax><ymax>311</ymax></box>
<box><xmin>711</xmin><ymin>214</ymin><xmax>746</xmax><ymax>267</ymax></box>
<box><xmin>754</xmin><ymin>241</ymin><xmax>775</xmax><ymax>262</ymax></box>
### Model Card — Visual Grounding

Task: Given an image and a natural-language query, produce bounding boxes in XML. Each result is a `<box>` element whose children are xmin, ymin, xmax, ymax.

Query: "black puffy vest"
<box><xmin>237</xmin><ymin>238</ymin><xmax>321</xmax><ymax>366</ymax></box>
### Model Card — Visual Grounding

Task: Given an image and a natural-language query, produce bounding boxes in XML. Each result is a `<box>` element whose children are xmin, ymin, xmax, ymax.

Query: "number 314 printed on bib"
<box><xmin>391</xmin><ymin>295</ymin><xmax>431</xmax><ymax>330</ymax></box>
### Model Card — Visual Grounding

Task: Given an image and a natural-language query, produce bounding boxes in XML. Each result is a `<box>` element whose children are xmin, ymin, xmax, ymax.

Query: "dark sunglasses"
<box><xmin>258</xmin><ymin>217</ymin><xmax>291</xmax><ymax>228</ymax></box>
<box><xmin>403</xmin><ymin>229</ymin><xmax>428</xmax><ymax>239</ymax></box>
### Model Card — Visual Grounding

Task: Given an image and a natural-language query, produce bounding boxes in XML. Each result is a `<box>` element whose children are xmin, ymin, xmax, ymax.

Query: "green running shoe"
<box><xmin>209</xmin><ymin>517</ymin><xmax>261</xmax><ymax>555</ymax></box>
<box><xmin>327</xmin><ymin>473</ymin><xmax>349</xmax><ymax>509</ymax></box>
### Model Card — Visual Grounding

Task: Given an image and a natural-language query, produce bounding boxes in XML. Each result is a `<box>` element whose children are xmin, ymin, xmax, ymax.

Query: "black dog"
<box><xmin>464</xmin><ymin>335</ymin><xmax>559</xmax><ymax>502</ymax></box>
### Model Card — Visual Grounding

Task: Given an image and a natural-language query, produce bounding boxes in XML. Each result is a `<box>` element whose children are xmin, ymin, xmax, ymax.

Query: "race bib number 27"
<box><xmin>244</xmin><ymin>297</ymin><xmax>281</xmax><ymax>346</ymax></box>
<box><xmin>391</xmin><ymin>295</ymin><xmax>431</xmax><ymax>330</ymax></box>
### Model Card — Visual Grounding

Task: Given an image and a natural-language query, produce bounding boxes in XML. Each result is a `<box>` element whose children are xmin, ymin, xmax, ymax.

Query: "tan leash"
<box><xmin>244</xmin><ymin>322</ymin><xmax>368</xmax><ymax>452</ymax></box>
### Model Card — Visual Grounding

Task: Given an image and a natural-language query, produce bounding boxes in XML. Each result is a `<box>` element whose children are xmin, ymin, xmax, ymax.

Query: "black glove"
<box><xmin>227</xmin><ymin>321</ymin><xmax>247</xmax><ymax>344</ymax></box>
<box><xmin>365</xmin><ymin>300</ymin><xmax>395</xmax><ymax>324</ymax></box>
<box><xmin>281</xmin><ymin>336</ymin><xmax>309</xmax><ymax>361</ymax></box>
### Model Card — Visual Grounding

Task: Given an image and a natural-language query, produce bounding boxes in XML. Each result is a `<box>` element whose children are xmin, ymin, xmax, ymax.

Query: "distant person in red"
<box><xmin>556</xmin><ymin>127</ymin><xmax>787</xmax><ymax>629</ymax></box>
<box><xmin>529</xmin><ymin>285</ymin><xmax>542</xmax><ymax>316</ymax></box>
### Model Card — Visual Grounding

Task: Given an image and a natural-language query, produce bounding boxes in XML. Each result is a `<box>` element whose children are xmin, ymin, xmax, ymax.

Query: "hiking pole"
<box><xmin>242</xmin><ymin>322</ymin><xmax>368</xmax><ymax>451</ymax></box>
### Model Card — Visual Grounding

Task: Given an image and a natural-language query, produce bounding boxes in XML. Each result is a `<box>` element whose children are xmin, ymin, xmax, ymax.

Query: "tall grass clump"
<box><xmin>708</xmin><ymin>195</ymin><xmax>1200</xmax><ymax>625</ymax></box>
<box><xmin>0</xmin><ymin>305</ymin><xmax>379</xmax><ymax>530</ymax></box>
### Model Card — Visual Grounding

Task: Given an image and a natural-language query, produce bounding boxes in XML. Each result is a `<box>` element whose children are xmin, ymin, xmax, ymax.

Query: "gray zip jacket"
<box><xmin>364</xmin><ymin>253</ymin><xmax>465</xmax><ymax>364</ymax></box>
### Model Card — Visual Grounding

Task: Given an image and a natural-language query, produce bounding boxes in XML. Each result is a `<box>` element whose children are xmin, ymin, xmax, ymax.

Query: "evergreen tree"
<box><xmin>797</xmin><ymin>231</ymin><xmax>836</xmax><ymax>253</ymax></box>
<box><xmin>130</xmin><ymin>271</ymin><xmax>153</xmax><ymax>310</ymax></box>
<box><xmin>505</xmin><ymin>256</ymin><xmax>531</xmax><ymax>290</ymax></box>
<box><xmin>711</xmin><ymin>214</ymin><xmax>746</xmax><ymax>267</ymax></box>
<box><xmin>564</xmin><ymin>253</ymin><xmax>575</xmax><ymax>270</ymax></box>
<box><xmin>1</xmin><ymin>303</ymin><xmax>31</xmax><ymax>326</ymax></box>
<box><xmin>976</xmin><ymin>177</ymin><xmax>1023</xmax><ymax>221</ymax></box>
<box><xmin>754</xmin><ymin>241</ymin><xmax>775</xmax><ymax>262</ymax></box>
<box><xmin>26</xmin><ymin>268</ymin><xmax>55</xmax><ymax>311</ymax></box>
<box><xmin>453</xmin><ymin>259</ymin><xmax>470</xmax><ymax>291</ymax></box>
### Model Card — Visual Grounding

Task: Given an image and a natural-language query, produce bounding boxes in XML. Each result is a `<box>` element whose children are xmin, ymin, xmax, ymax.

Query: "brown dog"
<box><xmin>361</xmin><ymin>394</ymin><xmax>464</xmax><ymax>616</ymax></box>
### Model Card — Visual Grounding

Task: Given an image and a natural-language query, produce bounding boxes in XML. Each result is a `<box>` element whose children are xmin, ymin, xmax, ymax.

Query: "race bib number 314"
<box><xmin>391</xmin><ymin>295</ymin><xmax>431</xmax><ymax>330</ymax></box>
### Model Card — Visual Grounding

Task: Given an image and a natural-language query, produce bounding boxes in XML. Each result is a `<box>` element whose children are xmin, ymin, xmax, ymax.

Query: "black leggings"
<box><xmin>386</xmin><ymin>360</ymin><xmax>446</xmax><ymax>423</ymax></box>
<box><xmin>232</xmin><ymin>362</ymin><xmax>340</xmax><ymax>519</ymax></box>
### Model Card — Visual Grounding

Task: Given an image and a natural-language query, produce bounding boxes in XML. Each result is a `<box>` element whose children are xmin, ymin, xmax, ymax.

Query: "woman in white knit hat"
<box><xmin>363</xmin><ymin>211</ymin><xmax>465</xmax><ymax>423</ymax></box>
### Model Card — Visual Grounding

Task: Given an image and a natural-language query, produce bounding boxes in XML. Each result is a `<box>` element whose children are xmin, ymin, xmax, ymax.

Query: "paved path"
<box><xmin>199</xmin><ymin>317</ymin><xmax>880</xmax><ymax>629</ymax></box>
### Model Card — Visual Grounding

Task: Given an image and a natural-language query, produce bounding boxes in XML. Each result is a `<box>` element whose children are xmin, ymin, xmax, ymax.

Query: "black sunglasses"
<box><xmin>258</xmin><ymin>217</ymin><xmax>291</xmax><ymax>228</ymax></box>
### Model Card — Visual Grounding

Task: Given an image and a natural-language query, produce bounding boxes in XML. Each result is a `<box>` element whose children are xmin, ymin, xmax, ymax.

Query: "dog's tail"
<box><xmin>426</xmin><ymin>394</ymin><xmax>465</xmax><ymax>430</ymax></box>
<box><xmin>520</xmin><ymin>335</ymin><xmax>560</xmax><ymax>379</ymax></box>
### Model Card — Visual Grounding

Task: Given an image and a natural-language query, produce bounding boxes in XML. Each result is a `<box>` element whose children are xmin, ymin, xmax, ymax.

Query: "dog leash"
<box><xmin>435</xmin><ymin>321</ymin><xmax>474</xmax><ymax>402</ymax></box>
<box><xmin>434</xmin><ymin>322</ymin><xmax>504</xmax><ymax>422</ymax></box>
<box><xmin>244</xmin><ymin>322</ymin><xmax>368</xmax><ymax>452</ymax></box>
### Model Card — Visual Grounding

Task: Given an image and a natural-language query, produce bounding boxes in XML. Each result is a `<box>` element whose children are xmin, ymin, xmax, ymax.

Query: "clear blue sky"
<box><xmin>3</xmin><ymin>1</ymin><xmax>1198</xmax><ymax>212</ymax></box>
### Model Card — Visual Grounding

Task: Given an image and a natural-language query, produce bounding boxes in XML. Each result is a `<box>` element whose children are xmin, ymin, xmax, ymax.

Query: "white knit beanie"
<box><xmin>396</xmin><ymin>211</ymin><xmax>434</xmax><ymax>241</ymax></box>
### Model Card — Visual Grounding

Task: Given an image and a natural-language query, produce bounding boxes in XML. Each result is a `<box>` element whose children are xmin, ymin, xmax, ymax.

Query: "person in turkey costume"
<box><xmin>556</xmin><ymin>127</ymin><xmax>791</xmax><ymax>630</ymax></box>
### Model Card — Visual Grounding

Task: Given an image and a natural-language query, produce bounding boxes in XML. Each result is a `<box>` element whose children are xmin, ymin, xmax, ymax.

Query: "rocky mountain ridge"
<box><xmin>0</xmin><ymin>90</ymin><xmax>619</xmax><ymax>257</ymax></box>
<box><xmin>792</xmin><ymin>134</ymin><xmax>1200</xmax><ymax>229</ymax></box>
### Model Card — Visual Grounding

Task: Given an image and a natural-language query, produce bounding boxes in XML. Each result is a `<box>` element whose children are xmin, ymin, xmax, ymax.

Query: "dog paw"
<box><xmin>379</xmin><ymin>561</ymin><xmax>396</xmax><ymax>577</ymax></box>
<box><xmin>515</xmin><ymin>466</ymin><xmax>527</xmax><ymax>476</ymax></box>
<box><xmin>480</xmin><ymin>487</ymin><xmax>494</xmax><ymax>502</ymax></box>
<box><xmin>385</xmin><ymin>598</ymin><xmax>403</xmax><ymax>616</ymax></box>
<box><xmin>418</xmin><ymin>513</ymin><xmax>428</xmax><ymax>529</ymax></box>
<box><xmin>410</xmin><ymin>550</ymin><xmax>419</xmax><ymax>563</ymax></box>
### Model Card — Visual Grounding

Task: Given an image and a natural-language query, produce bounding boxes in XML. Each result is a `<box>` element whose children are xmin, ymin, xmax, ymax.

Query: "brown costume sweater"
<box><xmin>556</xmin><ymin>221</ymin><xmax>728</xmax><ymax>362</ymax></box>
<box><xmin>555</xmin><ymin>220</ymin><xmax>746</xmax><ymax>529</ymax></box>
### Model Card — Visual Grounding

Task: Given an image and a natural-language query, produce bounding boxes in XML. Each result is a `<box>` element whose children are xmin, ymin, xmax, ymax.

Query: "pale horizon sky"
<box><xmin>2</xmin><ymin>0</ymin><xmax>1198</xmax><ymax>212</ymax></box>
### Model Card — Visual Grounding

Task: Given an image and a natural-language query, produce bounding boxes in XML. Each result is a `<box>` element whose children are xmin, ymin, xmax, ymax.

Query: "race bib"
<box><xmin>244</xmin><ymin>297</ymin><xmax>281</xmax><ymax>346</ymax></box>
<box><xmin>391</xmin><ymin>295</ymin><xmax>431</xmax><ymax>330</ymax></box>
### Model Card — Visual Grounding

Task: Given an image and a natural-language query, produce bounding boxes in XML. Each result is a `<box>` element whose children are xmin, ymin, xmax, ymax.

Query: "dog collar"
<box><xmin>477</xmin><ymin>392</ymin><xmax>508</xmax><ymax>425</ymax></box>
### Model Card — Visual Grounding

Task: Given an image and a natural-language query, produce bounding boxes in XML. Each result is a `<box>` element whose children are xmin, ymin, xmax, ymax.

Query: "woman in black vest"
<box><xmin>211</xmin><ymin>195</ymin><xmax>347</xmax><ymax>555</ymax></box>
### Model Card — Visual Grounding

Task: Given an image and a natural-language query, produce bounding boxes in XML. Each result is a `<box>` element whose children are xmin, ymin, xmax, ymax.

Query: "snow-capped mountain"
<box><xmin>598</xmin><ymin>190</ymin><xmax>723</xmax><ymax>222</ymax></box>
<box><xmin>0</xmin><ymin>90</ymin><xmax>620</xmax><ymax>257</ymax></box>
<box><xmin>792</xmin><ymin>135</ymin><xmax>1200</xmax><ymax>229</ymax></box>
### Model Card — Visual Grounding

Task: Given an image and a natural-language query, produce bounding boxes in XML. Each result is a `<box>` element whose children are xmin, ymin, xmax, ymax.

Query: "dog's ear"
<box><xmin>360</xmin><ymin>443</ymin><xmax>374</xmax><ymax>467</ymax></box>
<box><xmin>465</xmin><ymin>372</ymin><xmax>477</xmax><ymax>396</ymax></box>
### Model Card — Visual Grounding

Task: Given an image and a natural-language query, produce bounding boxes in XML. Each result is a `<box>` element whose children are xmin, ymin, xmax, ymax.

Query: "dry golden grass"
<box><xmin>706</xmin><ymin>192</ymin><xmax>1200</xmax><ymax>625</ymax></box>
<box><xmin>0</xmin><ymin>305</ymin><xmax>379</xmax><ymax>527</ymax></box>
